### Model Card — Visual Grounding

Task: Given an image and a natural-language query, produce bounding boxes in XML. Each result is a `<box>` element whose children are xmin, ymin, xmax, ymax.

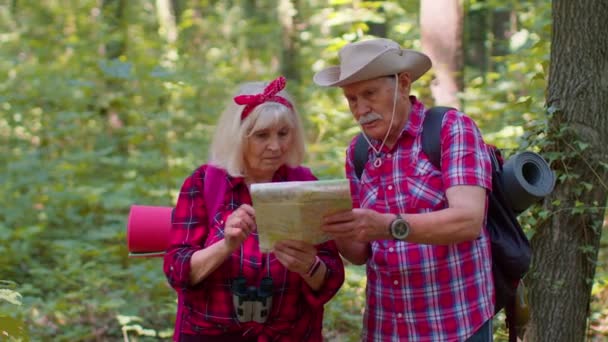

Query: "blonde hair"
<box><xmin>209</xmin><ymin>81</ymin><xmax>306</xmax><ymax>177</ymax></box>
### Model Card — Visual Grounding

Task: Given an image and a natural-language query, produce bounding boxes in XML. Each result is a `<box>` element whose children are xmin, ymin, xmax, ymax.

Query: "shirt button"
<box><xmin>393</xmin><ymin>280</ymin><xmax>399</xmax><ymax>285</ymax></box>
<box><xmin>387</xmin><ymin>185</ymin><xmax>393</xmax><ymax>190</ymax></box>
<box><xmin>387</xmin><ymin>153</ymin><xmax>392</xmax><ymax>158</ymax></box>
<box><xmin>388</xmin><ymin>247</ymin><xmax>394</xmax><ymax>252</ymax></box>
<box><xmin>397</xmin><ymin>313</ymin><xmax>403</xmax><ymax>318</ymax></box>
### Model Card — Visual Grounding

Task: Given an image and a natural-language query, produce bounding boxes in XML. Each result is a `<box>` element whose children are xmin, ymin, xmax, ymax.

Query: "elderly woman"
<box><xmin>163</xmin><ymin>76</ymin><xmax>345</xmax><ymax>342</ymax></box>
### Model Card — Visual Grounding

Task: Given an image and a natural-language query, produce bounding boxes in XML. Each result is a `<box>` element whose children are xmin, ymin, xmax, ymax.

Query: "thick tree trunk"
<box><xmin>420</xmin><ymin>0</ymin><xmax>464</xmax><ymax>108</ymax></box>
<box><xmin>524</xmin><ymin>1</ymin><xmax>608</xmax><ymax>341</ymax></box>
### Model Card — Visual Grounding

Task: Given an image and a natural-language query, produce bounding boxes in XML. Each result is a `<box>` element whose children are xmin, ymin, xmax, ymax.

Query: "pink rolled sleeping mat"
<box><xmin>127</xmin><ymin>205</ymin><xmax>173</xmax><ymax>257</ymax></box>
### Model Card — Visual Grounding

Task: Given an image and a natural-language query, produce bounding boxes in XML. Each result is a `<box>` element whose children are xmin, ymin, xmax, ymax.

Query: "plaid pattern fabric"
<box><xmin>345</xmin><ymin>97</ymin><xmax>495</xmax><ymax>341</ymax></box>
<box><xmin>163</xmin><ymin>165</ymin><xmax>345</xmax><ymax>341</ymax></box>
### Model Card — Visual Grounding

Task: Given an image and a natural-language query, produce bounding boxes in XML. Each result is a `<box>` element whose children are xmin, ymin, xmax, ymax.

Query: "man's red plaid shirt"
<box><xmin>346</xmin><ymin>97</ymin><xmax>495</xmax><ymax>342</ymax></box>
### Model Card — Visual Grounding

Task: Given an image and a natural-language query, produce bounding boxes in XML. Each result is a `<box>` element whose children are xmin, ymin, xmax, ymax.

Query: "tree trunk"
<box><xmin>420</xmin><ymin>0</ymin><xmax>464</xmax><ymax>108</ymax></box>
<box><xmin>278</xmin><ymin>0</ymin><xmax>300</xmax><ymax>82</ymax></box>
<box><xmin>524</xmin><ymin>1</ymin><xmax>608</xmax><ymax>341</ymax></box>
<box><xmin>156</xmin><ymin>0</ymin><xmax>180</xmax><ymax>68</ymax></box>
<box><xmin>365</xmin><ymin>0</ymin><xmax>387</xmax><ymax>37</ymax></box>
<box><xmin>464</xmin><ymin>4</ymin><xmax>487</xmax><ymax>80</ymax></box>
<box><xmin>490</xmin><ymin>9</ymin><xmax>514</xmax><ymax>58</ymax></box>
<box><xmin>101</xmin><ymin>0</ymin><xmax>127</xmax><ymax>59</ymax></box>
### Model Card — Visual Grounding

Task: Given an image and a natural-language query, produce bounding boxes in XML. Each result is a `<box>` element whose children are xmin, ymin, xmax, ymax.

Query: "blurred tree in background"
<box><xmin>0</xmin><ymin>0</ymin><xmax>606</xmax><ymax>341</ymax></box>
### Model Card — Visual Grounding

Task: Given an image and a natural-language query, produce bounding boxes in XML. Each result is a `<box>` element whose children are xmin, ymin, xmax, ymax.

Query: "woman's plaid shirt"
<box><xmin>164</xmin><ymin>165</ymin><xmax>345</xmax><ymax>341</ymax></box>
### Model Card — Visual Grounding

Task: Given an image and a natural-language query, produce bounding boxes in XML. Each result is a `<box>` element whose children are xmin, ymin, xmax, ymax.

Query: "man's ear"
<box><xmin>397</xmin><ymin>72</ymin><xmax>412</xmax><ymax>95</ymax></box>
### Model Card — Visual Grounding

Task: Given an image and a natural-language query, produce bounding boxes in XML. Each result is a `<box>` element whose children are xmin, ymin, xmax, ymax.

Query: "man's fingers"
<box><xmin>323</xmin><ymin>209</ymin><xmax>354</xmax><ymax>224</ymax></box>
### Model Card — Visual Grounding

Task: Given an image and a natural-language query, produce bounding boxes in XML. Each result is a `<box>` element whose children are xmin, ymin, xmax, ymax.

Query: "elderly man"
<box><xmin>317</xmin><ymin>38</ymin><xmax>494</xmax><ymax>341</ymax></box>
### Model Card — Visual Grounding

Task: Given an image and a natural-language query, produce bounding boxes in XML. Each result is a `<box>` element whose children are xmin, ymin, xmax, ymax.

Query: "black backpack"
<box><xmin>353</xmin><ymin>106</ymin><xmax>531</xmax><ymax>342</ymax></box>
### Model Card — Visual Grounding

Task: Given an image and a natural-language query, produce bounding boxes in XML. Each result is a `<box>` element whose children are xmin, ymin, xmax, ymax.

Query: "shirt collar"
<box><xmin>227</xmin><ymin>164</ymin><xmax>290</xmax><ymax>189</ymax></box>
<box><xmin>402</xmin><ymin>96</ymin><xmax>426</xmax><ymax>138</ymax></box>
<box><xmin>368</xmin><ymin>95</ymin><xmax>426</xmax><ymax>146</ymax></box>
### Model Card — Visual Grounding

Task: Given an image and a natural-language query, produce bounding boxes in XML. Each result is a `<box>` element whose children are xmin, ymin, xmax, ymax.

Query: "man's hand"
<box><xmin>321</xmin><ymin>208</ymin><xmax>393</xmax><ymax>242</ymax></box>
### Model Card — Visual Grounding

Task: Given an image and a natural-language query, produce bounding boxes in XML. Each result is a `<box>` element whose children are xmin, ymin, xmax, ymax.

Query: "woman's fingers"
<box><xmin>274</xmin><ymin>241</ymin><xmax>317</xmax><ymax>274</ymax></box>
<box><xmin>223</xmin><ymin>205</ymin><xmax>258</xmax><ymax>249</ymax></box>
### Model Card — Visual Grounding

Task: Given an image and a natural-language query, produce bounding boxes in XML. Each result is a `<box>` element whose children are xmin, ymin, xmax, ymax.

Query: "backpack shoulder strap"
<box><xmin>353</xmin><ymin>133</ymin><xmax>369</xmax><ymax>180</ymax></box>
<box><xmin>286</xmin><ymin>166</ymin><xmax>316</xmax><ymax>181</ymax></box>
<box><xmin>421</xmin><ymin>106</ymin><xmax>455</xmax><ymax>169</ymax></box>
<box><xmin>203</xmin><ymin>164</ymin><xmax>227</xmax><ymax>227</ymax></box>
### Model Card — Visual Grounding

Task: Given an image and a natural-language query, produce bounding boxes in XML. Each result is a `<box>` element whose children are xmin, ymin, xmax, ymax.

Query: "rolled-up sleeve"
<box><xmin>163</xmin><ymin>168</ymin><xmax>208</xmax><ymax>290</ymax></box>
<box><xmin>300</xmin><ymin>240</ymin><xmax>345</xmax><ymax>308</ymax></box>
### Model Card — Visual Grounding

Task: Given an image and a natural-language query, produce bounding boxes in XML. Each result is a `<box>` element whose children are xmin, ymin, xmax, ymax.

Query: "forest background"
<box><xmin>1</xmin><ymin>0</ymin><xmax>607</xmax><ymax>341</ymax></box>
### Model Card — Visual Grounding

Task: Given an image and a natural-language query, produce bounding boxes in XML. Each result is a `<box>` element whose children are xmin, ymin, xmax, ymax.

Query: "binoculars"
<box><xmin>231</xmin><ymin>276</ymin><xmax>273</xmax><ymax>323</ymax></box>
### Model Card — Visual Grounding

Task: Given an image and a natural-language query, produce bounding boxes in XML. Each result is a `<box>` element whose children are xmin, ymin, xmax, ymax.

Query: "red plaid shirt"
<box><xmin>346</xmin><ymin>97</ymin><xmax>494</xmax><ymax>341</ymax></box>
<box><xmin>163</xmin><ymin>165</ymin><xmax>345</xmax><ymax>341</ymax></box>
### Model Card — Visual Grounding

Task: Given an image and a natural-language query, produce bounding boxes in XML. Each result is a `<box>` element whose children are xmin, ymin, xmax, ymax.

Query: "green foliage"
<box><xmin>0</xmin><ymin>280</ymin><xmax>27</xmax><ymax>341</ymax></box>
<box><xmin>323</xmin><ymin>265</ymin><xmax>366</xmax><ymax>341</ymax></box>
<box><xmin>0</xmin><ymin>0</ymin><xmax>605</xmax><ymax>341</ymax></box>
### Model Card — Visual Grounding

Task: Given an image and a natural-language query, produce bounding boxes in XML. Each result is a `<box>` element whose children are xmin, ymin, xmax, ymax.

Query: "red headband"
<box><xmin>233</xmin><ymin>76</ymin><xmax>294</xmax><ymax>121</ymax></box>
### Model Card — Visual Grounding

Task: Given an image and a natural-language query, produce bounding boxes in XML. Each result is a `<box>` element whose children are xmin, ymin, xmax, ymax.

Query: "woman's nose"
<box><xmin>267</xmin><ymin>136</ymin><xmax>280</xmax><ymax>150</ymax></box>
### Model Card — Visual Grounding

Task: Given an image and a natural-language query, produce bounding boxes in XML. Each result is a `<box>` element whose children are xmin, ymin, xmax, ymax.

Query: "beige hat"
<box><xmin>313</xmin><ymin>38</ymin><xmax>432</xmax><ymax>87</ymax></box>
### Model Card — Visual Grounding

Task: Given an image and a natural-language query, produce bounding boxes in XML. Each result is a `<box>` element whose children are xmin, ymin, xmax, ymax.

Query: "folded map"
<box><xmin>250</xmin><ymin>179</ymin><xmax>352</xmax><ymax>252</ymax></box>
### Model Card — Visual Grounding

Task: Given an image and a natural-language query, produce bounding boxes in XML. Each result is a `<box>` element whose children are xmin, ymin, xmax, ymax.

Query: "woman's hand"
<box><xmin>273</xmin><ymin>240</ymin><xmax>318</xmax><ymax>276</ymax></box>
<box><xmin>223</xmin><ymin>204</ymin><xmax>256</xmax><ymax>251</ymax></box>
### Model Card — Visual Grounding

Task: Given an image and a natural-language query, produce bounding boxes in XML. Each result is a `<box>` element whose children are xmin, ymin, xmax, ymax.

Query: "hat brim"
<box><xmin>313</xmin><ymin>49</ymin><xmax>431</xmax><ymax>87</ymax></box>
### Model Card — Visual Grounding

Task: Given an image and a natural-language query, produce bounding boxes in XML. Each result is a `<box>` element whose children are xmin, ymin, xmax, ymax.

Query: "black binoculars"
<box><xmin>231</xmin><ymin>276</ymin><xmax>273</xmax><ymax>323</ymax></box>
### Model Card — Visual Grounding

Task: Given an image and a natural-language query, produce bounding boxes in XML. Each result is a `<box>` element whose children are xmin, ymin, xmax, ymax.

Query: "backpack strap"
<box><xmin>421</xmin><ymin>106</ymin><xmax>454</xmax><ymax>169</ymax></box>
<box><xmin>204</xmin><ymin>165</ymin><xmax>227</xmax><ymax>227</ymax></box>
<box><xmin>286</xmin><ymin>166</ymin><xmax>316</xmax><ymax>181</ymax></box>
<box><xmin>353</xmin><ymin>133</ymin><xmax>369</xmax><ymax>179</ymax></box>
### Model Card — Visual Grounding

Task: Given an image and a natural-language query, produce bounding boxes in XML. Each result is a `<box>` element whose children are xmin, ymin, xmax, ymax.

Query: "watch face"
<box><xmin>391</xmin><ymin>219</ymin><xmax>410</xmax><ymax>240</ymax></box>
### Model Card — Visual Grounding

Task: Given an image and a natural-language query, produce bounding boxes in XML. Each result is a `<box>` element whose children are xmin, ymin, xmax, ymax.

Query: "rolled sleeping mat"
<box><xmin>500</xmin><ymin>151</ymin><xmax>556</xmax><ymax>213</ymax></box>
<box><xmin>127</xmin><ymin>205</ymin><xmax>173</xmax><ymax>257</ymax></box>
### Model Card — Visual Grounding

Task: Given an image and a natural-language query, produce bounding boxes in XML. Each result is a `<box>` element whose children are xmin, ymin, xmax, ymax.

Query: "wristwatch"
<box><xmin>389</xmin><ymin>214</ymin><xmax>410</xmax><ymax>240</ymax></box>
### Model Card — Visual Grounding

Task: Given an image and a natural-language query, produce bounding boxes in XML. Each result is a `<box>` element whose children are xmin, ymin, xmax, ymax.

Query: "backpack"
<box><xmin>353</xmin><ymin>106</ymin><xmax>531</xmax><ymax>342</ymax></box>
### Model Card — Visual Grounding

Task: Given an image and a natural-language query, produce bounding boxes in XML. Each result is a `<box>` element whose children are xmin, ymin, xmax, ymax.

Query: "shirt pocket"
<box><xmin>400</xmin><ymin>158</ymin><xmax>445</xmax><ymax>211</ymax></box>
<box><xmin>358</xmin><ymin>171</ymin><xmax>379</xmax><ymax>209</ymax></box>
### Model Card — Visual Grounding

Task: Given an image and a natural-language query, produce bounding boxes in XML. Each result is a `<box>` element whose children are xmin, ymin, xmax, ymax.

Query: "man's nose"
<box><xmin>355</xmin><ymin>100</ymin><xmax>371</xmax><ymax>117</ymax></box>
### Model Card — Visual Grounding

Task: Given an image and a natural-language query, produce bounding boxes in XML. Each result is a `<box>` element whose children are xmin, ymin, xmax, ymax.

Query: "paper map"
<box><xmin>250</xmin><ymin>179</ymin><xmax>352</xmax><ymax>252</ymax></box>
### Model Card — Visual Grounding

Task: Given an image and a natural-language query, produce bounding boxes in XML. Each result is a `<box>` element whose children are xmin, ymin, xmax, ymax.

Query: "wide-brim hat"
<box><xmin>313</xmin><ymin>38</ymin><xmax>432</xmax><ymax>87</ymax></box>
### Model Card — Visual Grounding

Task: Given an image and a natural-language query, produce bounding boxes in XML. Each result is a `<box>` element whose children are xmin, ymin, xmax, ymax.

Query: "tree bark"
<box><xmin>156</xmin><ymin>0</ymin><xmax>179</xmax><ymax>45</ymax></box>
<box><xmin>524</xmin><ymin>1</ymin><xmax>608</xmax><ymax>341</ymax></box>
<box><xmin>278</xmin><ymin>0</ymin><xmax>300</xmax><ymax>82</ymax></box>
<box><xmin>464</xmin><ymin>4</ymin><xmax>487</xmax><ymax>79</ymax></box>
<box><xmin>101</xmin><ymin>0</ymin><xmax>127</xmax><ymax>59</ymax></box>
<box><xmin>156</xmin><ymin>0</ymin><xmax>180</xmax><ymax>68</ymax></box>
<box><xmin>420</xmin><ymin>0</ymin><xmax>464</xmax><ymax>108</ymax></box>
<box><xmin>365</xmin><ymin>0</ymin><xmax>387</xmax><ymax>37</ymax></box>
